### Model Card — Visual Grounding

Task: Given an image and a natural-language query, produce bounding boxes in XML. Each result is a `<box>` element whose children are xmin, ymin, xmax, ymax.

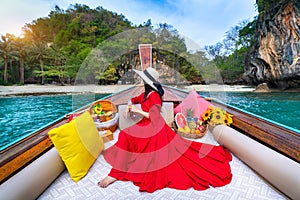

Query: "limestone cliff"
<box><xmin>244</xmin><ymin>0</ymin><xmax>300</xmax><ymax>89</ymax></box>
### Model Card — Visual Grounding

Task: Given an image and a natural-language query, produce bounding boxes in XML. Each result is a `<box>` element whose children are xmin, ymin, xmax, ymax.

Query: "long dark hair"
<box><xmin>143</xmin><ymin>83</ymin><xmax>164</xmax><ymax>101</ymax></box>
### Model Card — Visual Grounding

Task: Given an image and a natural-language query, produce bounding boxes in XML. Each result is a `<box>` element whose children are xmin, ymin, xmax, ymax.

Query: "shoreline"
<box><xmin>0</xmin><ymin>84</ymin><xmax>255</xmax><ymax>97</ymax></box>
<box><xmin>1</xmin><ymin>84</ymin><xmax>298</xmax><ymax>97</ymax></box>
<box><xmin>0</xmin><ymin>84</ymin><xmax>132</xmax><ymax>97</ymax></box>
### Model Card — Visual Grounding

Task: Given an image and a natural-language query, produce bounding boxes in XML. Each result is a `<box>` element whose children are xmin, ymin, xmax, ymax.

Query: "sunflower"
<box><xmin>201</xmin><ymin>106</ymin><xmax>233</xmax><ymax>126</ymax></box>
<box><xmin>224</xmin><ymin>113</ymin><xmax>233</xmax><ymax>126</ymax></box>
<box><xmin>92</xmin><ymin>103</ymin><xmax>104</xmax><ymax>115</ymax></box>
<box><xmin>202</xmin><ymin>109</ymin><xmax>212</xmax><ymax>121</ymax></box>
<box><xmin>213</xmin><ymin>107</ymin><xmax>225</xmax><ymax>115</ymax></box>
<box><xmin>210</xmin><ymin>107</ymin><xmax>226</xmax><ymax>125</ymax></box>
<box><xmin>207</xmin><ymin>105</ymin><xmax>214</xmax><ymax>112</ymax></box>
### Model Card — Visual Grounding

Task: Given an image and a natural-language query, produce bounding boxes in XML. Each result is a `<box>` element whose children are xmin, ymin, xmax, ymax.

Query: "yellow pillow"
<box><xmin>48</xmin><ymin>111</ymin><xmax>104</xmax><ymax>182</ymax></box>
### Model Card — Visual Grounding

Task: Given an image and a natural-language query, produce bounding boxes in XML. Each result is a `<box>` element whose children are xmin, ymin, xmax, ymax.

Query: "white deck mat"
<box><xmin>39</xmin><ymin>130</ymin><xmax>286</xmax><ymax>200</ymax></box>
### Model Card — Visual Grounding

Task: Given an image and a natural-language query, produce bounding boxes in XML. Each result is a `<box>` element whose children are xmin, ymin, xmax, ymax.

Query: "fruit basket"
<box><xmin>89</xmin><ymin>100</ymin><xmax>118</xmax><ymax>132</ymax></box>
<box><xmin>173</xmin><ymin>113</ymin><xmax>208</xmax><ymax>139</ymax></box>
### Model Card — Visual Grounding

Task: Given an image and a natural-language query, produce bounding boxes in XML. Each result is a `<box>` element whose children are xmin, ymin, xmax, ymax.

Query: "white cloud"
<box><xmin>95</xmin><ymin>0</ymin><xmax>257</xmax><ymax>48</ymax></box>
<box><xmin>0</xmin><ymin>0</ymin><xmax>258</xmax><ymax>49</ymax></box>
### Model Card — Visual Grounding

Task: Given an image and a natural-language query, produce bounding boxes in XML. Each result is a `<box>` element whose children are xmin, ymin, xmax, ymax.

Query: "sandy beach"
<box><xmin>0</xmin><ymin>84</ymin><xmax>132</xmax><ymax>96</ymax></box>
<box><xmin>0</xmin><ymin>84</ymin><xmax>256</xmax><ymax>96</ymax></box>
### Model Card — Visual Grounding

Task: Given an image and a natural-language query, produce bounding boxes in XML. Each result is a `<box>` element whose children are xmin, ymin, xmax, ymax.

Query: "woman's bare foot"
<box><xmin>97</xmin><ymin>176</ymin><xmax>117</xmax><ymax>188</ymax></box>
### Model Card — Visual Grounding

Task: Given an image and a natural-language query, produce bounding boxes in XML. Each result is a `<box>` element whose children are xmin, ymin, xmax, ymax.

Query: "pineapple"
<box><xmin>186</xmin><ymin>108</ymin><xmax>194</xmax><ymax>119</ymax></box>
<box><xmin>185</xmin><ymin>108</ymin><xmax>196</xmax><ymax>130</ymax></box>
<box><xmin>188</xmin><ymin>121</ymin><xmax>197</xmax><ymax>129</ymax></box>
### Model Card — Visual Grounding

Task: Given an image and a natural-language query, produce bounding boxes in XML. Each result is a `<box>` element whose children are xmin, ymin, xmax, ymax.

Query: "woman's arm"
<box><xmin>130</xmin><ymin>93</ymin><xmax>144</xmax><ymax>104</ymax></box>
<box><xmin>130</xmin><ymin>104</ymin><xmax>149</xmax><ymax>118</ymax></box>
<box><xmin>128</xmin><ymin>91</ymin><xmax>161</xmax><ymax>119</ymax></box>
<box><xmin>124</xmin><ymin>93</ymin><xmax>144</xmax><ymax>118</ymax></box>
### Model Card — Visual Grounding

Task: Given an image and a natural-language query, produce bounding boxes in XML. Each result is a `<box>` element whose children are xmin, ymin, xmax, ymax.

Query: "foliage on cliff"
<box><xmin>204</xmin><ymin>19</ymin><xmax>256</xmax><ymax>84</ymax></box>
<box><xmin>0</xmin><ymin>4</ymin><xmax>206</xmax><ymax>86</ymax></box>
<box><xmin>204</xmin><ymin>0</ymin><xmax>300</xmax><ymax>88</ymax></box>
<box><xmin>2</xmin><ymin>2</ymin><xmax>298</xmax><ymax>87</ymax></box>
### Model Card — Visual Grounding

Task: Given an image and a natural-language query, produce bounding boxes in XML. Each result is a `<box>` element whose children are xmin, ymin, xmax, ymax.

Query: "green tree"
<box><xmin>203</xmin><ymin>18</ymin><xmax>257</xmax><ymax>83</ymax></box>
<box><xmin>96</xmin><ymin>64</ymin><xmax>118</xmax><ymax>84</ymax></box>
<box><xmin>34</xmin><ymin>44</ymin><xmax>70</xmax><ymax>85</ymax></box>
<box><xmin>11</xmin><ymin>36</ymin><xmax>30</xmax><ymax>84</ymax></box>
<box><xmin>0</xmin><ymin>34</ymin><xmax>14</xmax><ymax>84</ymax></box>
<box><xmin>23</xmin><ymin>27</ymin><xmax>49</xmax><ymax>85</ymax></box>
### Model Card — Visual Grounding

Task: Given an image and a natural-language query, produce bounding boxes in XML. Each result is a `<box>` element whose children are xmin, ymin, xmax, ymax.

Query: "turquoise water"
<box><xmin>0</xmin><ymin>94</ymin><xmax>107</xmax><ymax>150</ymax></box>
<box><xmin>199</xmin><ymin>92</ymin><xmax>300</xmax><ymax>132</ymax></box>
<box><xmin>0</xmin><ymin>92</ymin><xmax>299</xmax><ymax>150</ymax></box>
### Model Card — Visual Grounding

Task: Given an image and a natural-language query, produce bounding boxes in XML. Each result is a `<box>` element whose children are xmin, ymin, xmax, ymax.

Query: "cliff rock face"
<box><xmin>245</xmin><ymin>0</ymin><xmax>300</xmax><ymax>89</ymax></box>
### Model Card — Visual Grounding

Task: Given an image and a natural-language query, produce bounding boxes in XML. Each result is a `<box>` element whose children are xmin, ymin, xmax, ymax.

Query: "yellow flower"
<box><xmin>207</xmin><ymin>105</ymin><xmax>213</xmax><ymax>112</ymax></box>
<box><xmin>224</xmin><ymin>114</ymin><xmax>233</xmax><ymax>126</ymax></box>
<box><xmin>202</xmin><ymin>106</ymin><xmax>233</xmax><ymax>126</ymax></box>
<box><xmin>202</xmin><ymin>109</ymin><xmax>211</xmax><ymax>121</ymax></box>
<box><xmin>93</xmin><ymin>103</ymin><xmax>104</xmax><ymax>115</ymax></box>
<box><xmin>213</xmin><ymin>107</ymin><xmax>225</xmax><ymax>115</ymax></box>
<box><xmin>210</xmin><ymin>110</ymin><xmax>226</xmax><ymax>125</ymax></box>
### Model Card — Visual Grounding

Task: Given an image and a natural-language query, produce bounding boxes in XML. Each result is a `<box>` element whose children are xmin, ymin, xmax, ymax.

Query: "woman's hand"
<box><xmin>131</xmin><ymin>104</ymin><xmax>149</xmax><ymax>118</ymax></box>
<box><xmin>130</xmin><ymin>104</ymin><xmax>139</xmax><ymax>113</ymax></box>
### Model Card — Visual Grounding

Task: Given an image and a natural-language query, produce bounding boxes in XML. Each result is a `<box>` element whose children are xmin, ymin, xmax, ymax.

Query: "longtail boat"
<box><xmin>0</xmin><ymin>84</ymin><xmax>299</xmax><ymax>200</ymax></box>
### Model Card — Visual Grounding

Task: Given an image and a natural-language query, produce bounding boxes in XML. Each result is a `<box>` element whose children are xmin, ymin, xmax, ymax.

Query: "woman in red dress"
<box><xmin>98</xmin><ymin>67</ymin><xmax>232</xmax><ymax>192</ymax></box>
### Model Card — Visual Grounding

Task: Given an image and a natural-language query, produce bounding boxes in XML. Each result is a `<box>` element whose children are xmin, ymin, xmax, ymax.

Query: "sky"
<box><xmin>0</xmin><ymin>0</ymin><xmax>258</xmax><ymax>50</ymax></box>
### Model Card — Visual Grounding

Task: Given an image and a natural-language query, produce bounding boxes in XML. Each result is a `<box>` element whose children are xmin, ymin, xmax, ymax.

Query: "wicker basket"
<box><xmin>89</xmin><ymin>100</ymin><xmax>118</xmax><ymax>113</ymax></box>
<box><xmin>89</xmin><ymin>100</ymin><xmax>118</xmax><ymax>132</ymax></box>
<box><xmin>172</xmin><ymin>121</ymin><xmax>208</xmax><ymax>139</ymax></box>
<box><xmin>94</xmin><ymin>113</ymin><xmax>119</xmax><ymax>132</ymax></box>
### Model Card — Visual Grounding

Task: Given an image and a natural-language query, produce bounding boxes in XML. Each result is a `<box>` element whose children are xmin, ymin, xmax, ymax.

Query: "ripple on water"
<box><xmin>199</xmin><ymin>91</ymin><xmax>300</xmax><ymax>132</ymax></box>
<box><xmin>0</xmin><ymin>93</ymin><xmax>108</xmax><ymax>149</ymax></box>
<box><xmin>1</xmin><ymin>92</ymin><xmax>299</xmax><ymax>149</ymax></box>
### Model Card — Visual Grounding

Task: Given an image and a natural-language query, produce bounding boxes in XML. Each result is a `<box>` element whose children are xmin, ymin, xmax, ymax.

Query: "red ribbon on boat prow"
<box><xmin>66</xmin><ymin>113</ymin><xmax>81</xmax><ymax>123</ymax></box>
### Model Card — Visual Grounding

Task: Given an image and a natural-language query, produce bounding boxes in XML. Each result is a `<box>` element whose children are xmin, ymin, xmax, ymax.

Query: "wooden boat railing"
<box><xmin>0</xmin><ymin>85</ymin><xmax>299</xmax><ymax>185</ymax></box>
<box><xmin>211</xmin><ymin>100</ymin><xmax>300</xmax><ymax>163</ymax></box>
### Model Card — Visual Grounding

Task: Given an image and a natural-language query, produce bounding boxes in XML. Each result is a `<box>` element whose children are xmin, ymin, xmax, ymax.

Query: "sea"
<box><xmin>0</xmin><ymin>92</ymin><xmax>299</xmax><ymax>150</ymax></box>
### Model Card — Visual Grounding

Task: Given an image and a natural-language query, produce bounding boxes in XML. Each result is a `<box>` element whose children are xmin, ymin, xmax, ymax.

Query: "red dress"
<box><xmin>104</xmin><ymin>91</ymin><xmax>232</xmax><ymax>193</ymax></box>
